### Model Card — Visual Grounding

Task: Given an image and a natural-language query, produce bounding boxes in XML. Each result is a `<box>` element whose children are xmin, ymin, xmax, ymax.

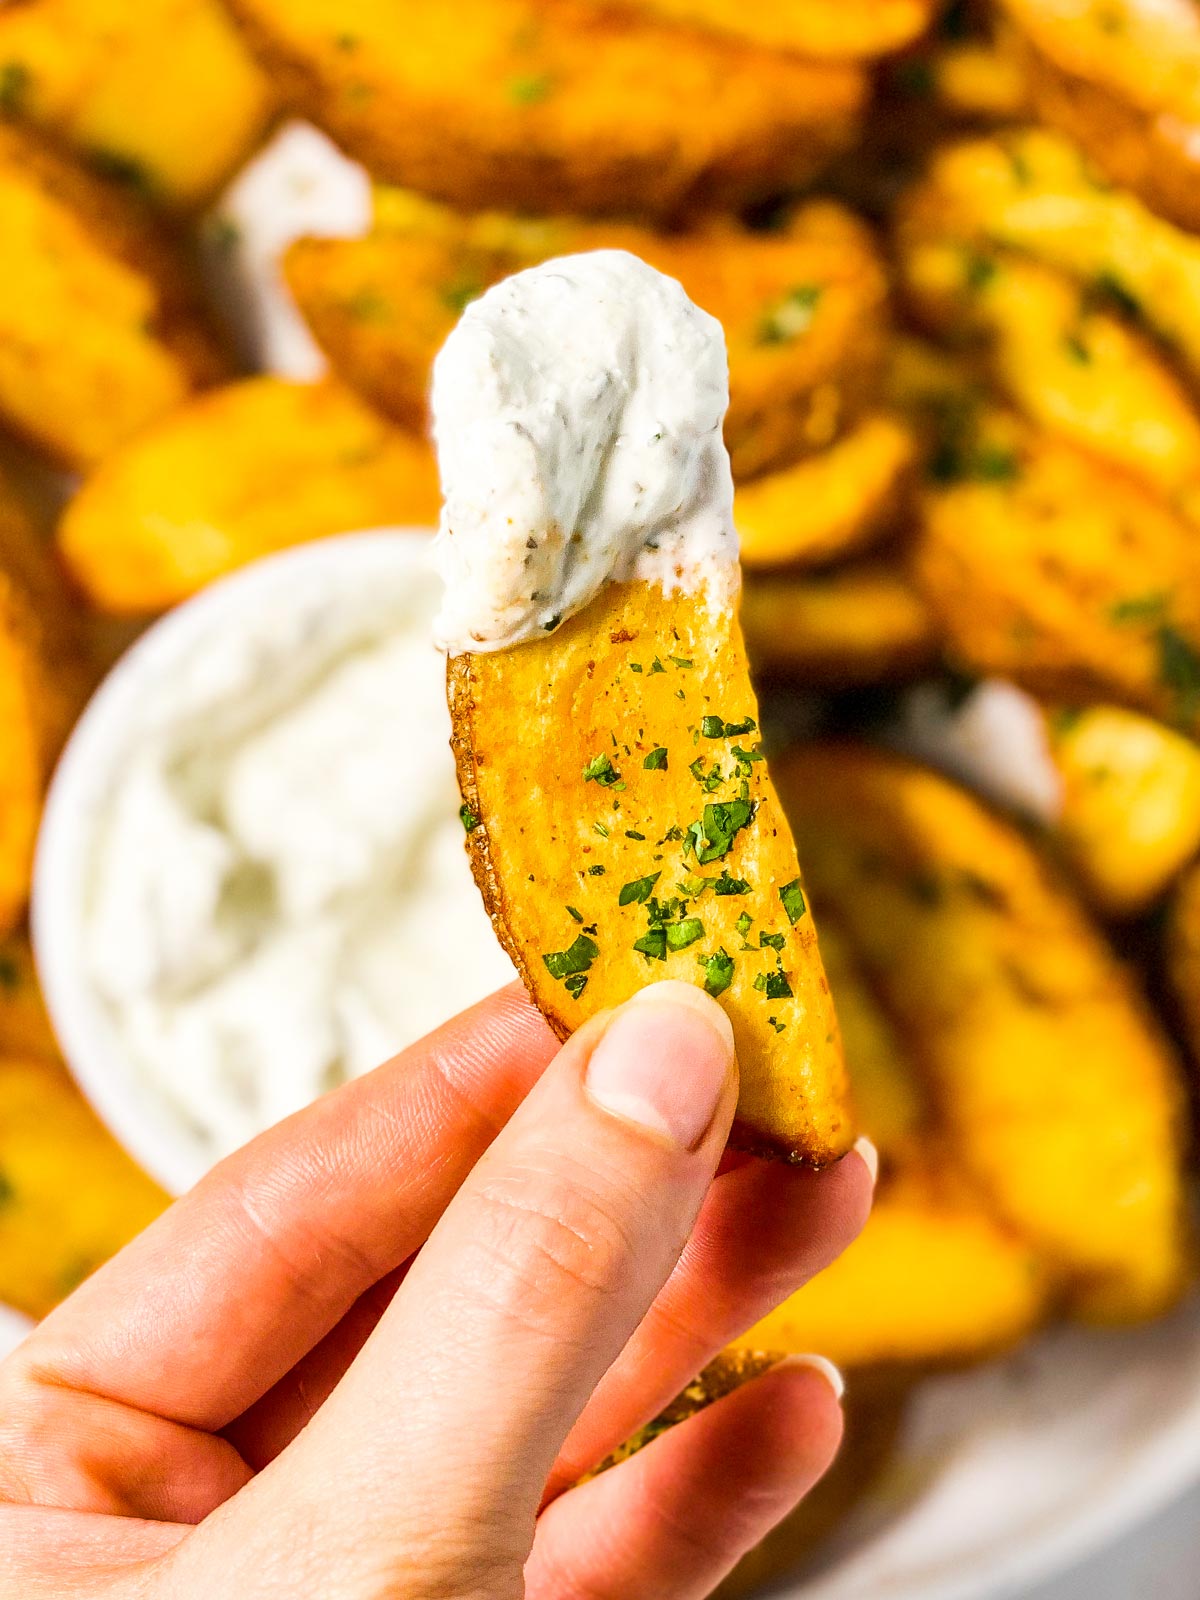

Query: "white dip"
<box><xmin>81</xmin><ymin>536</ymin><xmax>514</xmax><ymax>1161</ymax></box>
<box><xmin>431</xmin><ymin>250</ymin><xmax>739</xmax><ymax>654</ymax></box>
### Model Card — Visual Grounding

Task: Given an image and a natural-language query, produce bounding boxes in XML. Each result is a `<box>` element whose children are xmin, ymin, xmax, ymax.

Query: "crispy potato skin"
<box><xmin>736</xmin><ymin>414</ymin><xmax>916</xmax><ymax>571</ymax></box>
<box><xmin>284</xmin><ymin>197</ymin><xmax>890</xmax><ymax>481</ymax></box>
<box><xmin>0</xmin><ymin>1055</ymin><xmax>167</xmax><ymax>1318</ymax></box>
<box><xmin>741</xmin><ymin>561</ymin><xmax>941</xmax><ymax>687</ymax></box>
<box><xmin>778</xmin><ymin>744</ymin><xmax>1192</xmax><ymax>1322</ymax></box>
<box><xmin>733</xmin><ymin>1171</ymin><xmax>1046</xmax><ymax>1367</ymax></box>
<box><xmin>1048</xmin><ymin>707</ymin><xmax>1200</xmax><ymax>918</ymax></box>
<box><xmin>1000</xmin><ymin>0</ymin><xmax>1200</xmax><ymax>231</ymax></box>
<box><xmin>0</xmin><ymin>0</ymin><xmax>276</xmax><ymax>209</ymax></box>
<box><xmin>0</xmin><ymin>124</ymin><xmax>229</xmax><ymax>469</ymax></box>
<box><xmin>1168</xmin><ymin>861</ymin><xmax>1200</xmax><ymax>1071</ymax></box>
<box><xmin>224</xmin><ymin>0</ymin><xmax>865</xmax><ymax>220</ymax></box>
<box><xmin>58</xmin><ymin>378</ymin><xmax>441</xmax><ymax>614</ymax></box>
<box><xmin>449</xmin><ymin>580</ymin><xmax>853</xmax><ymax>1166</ymax></box>
<box><xmin>903</xmin><ymin>128</ymin><xmax>1200</xmax><ymax>389</ymax></box>
<box><xmin>913</xmin><ymin>413</ymin><xmax>1200</xmax><ymax>728</ymax></box>
<box><xmin>895</xmin><ymin>232</ymin><xmax>1200</xmax><ymax>520</ymax></box>
<box><xmin>607</xmin><ymin>0</ymin><xmax>938</xmax><ymax>59</ymax></box>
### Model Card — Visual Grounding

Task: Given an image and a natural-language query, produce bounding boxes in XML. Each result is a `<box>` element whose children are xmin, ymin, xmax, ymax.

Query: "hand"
<box><xmin>0</xmin><ymin>979</ymin><xmax>872</xmax><ymax>1599</ymax></box>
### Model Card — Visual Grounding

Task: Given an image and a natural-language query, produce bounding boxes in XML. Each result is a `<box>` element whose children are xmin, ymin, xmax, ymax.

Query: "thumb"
<box><xmin>179</xmin><ymin>981</ymin><xmax>739</xmax><ymax>1598</ymax></box>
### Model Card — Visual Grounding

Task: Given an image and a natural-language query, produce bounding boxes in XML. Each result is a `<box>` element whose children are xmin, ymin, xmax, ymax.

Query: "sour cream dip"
<box><xmin>34</xmin><ymin>533</ymin><xmax>515</xmax><ymax>1191</ymax></box>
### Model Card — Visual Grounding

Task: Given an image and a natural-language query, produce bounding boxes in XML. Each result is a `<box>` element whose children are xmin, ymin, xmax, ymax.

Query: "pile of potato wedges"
<box><xmin>3</xmin><ymin>0</ymin><xmax>1200</xmax><ymax>1589</ymax></box>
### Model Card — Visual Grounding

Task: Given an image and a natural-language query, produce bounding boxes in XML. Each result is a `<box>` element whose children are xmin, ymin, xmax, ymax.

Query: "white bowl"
<box><xmin>32</xmin><ymin>528</ymin><xmax>516</xmax><ymax>1196</ymax></box>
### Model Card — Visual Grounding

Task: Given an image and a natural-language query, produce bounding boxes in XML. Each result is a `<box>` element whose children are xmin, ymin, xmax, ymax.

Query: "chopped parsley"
<box><xmin>1086</xmin><ymin>270</ymin><xmax>1142</xmax><ymax>323</ymax></box>
<box><xmin>0</xmin><ymin>955</ymin><xmax>16</xmax><ymax>991</ymax></box>
<box><xmin>583</xmin><ymin>753</ymin><xmax>623</xmax><ymax>788</ymax></box>
<box><xmin>649</xmin><ymin>657</ymin><xmax>667</xmax><ymax>674</ymax></box>
<box><xmin>964</xmin><ymin>251</ymin><xmax>997</xmax><ymax>292</ymax></box>
<box><xmin>459</xmin><ymin>803</ymin><xmax>481</xmax><ymax>834</ymax></box>
<box><xmin>0</xmin><ymin>61</ymin><xmax>30</xmax><ymax>114</ymax></box>
<box><xmin>620</xmin><ymin>873</ymin><xmax>661</xmax><ymax>906</ymax></box>
<box><xmin>666</xmin><ymin>917</ymin><xmax>704</xmax><ymax>952</ymax></box>
<box><xmin>768</xmin><ymin>1017</ymin><xmax>786</xmax><ymax>1034</ymax></box>
<box><xmin>625</xmin><ymin>829</ymin><xmax>646</xmax><ymax>840</ymax></box>
<box><xmin>507</xmin><ymin>71</ymin><xmax>554</xmax><ymax>105</ymax></box>
<box><xmin>543</xmin><ymin>935</ymin><xmax>599</xmax><ymax>992</ymax></box>
<box><xmin>735</xmin><ymin>911</ymin><xmax>753</xmax><ymax>938</ymax></box>
<box><xmin>779</xmin><ymin>879</ymin><xmax>807</xmax><ymax>925</ymax></box>
<box><xmin>702</xmin><ymin>949</ymin><xmax>735</xmax><ymax>997</ymax></box>
<box><xmin>593</xmin><ymin>821</ymin><xmax>610</xmax><ymax>838</ymax></box>
<box><xmin>1158</xmin><ymin>625</ymin><xmax>1200</xmax><ymax>714</ymax></box>
<box><xmin>714</xmin><ymin>870</ymin><xmax>751</xmax><ymax>896</ymax></box>
<box><xmin>630</xmin><ymin>661</ymin><xmax>644</xmax><ymax>673</ymax></box>
<box><xmin>1109</xmin><ymin>591</ymin><xmax>1169</xmax><ymax>624</ymax></box>
<box><xmin>686</xmin><ymin>799</ymin><xmax>755</xmax><ymax>865</ymax></box>
<box><xmin>701</xmin><ymin>714</ymin><xmax>757</xmax><ymax>739</ymax></box>
<box><xmin>689</xmin><ymin>756</ymin><xmax>725</xmax><ymax>793</ymax></box>
<box><xmin>588</xmin><ymin>864</ymin><xmax>607</xmax><ymax>876</ymax></box>
<box><xmin>1064</xmin><ymin>332</ymin><xmax>1091</xmax><ymax>365</ymax></box>
<box><xmin>754</xmin><ymin>970</ymin><xmax>793</xmax><ymax>999</ymax></box>
<box><xmin>643</xmin><ymin>746</ymin><xmax>668</xmax><ymax>770</ymax></box>
<box><xmin>441</xmin><ymin>277</ymin><xmax>484</xmax><ymax>315</ymax></box>
<box><xmin>634</xmin><ymin>927</ymin><xmax>668</xmax><ymax>961</ymax></box>
<box><xmin>670</xmin><ymin>656</ymin><xmax>694</xmax><ymax>669</ymax></box>
<box><xmin>759</xmin><ymin>931</ymin><xmax>785</xmax><ymax>951</ymax></box>
<box><xmin>757</xmin><ymin>284</ymin><xmax>822</xmax><ymax>346</ymax></box>
<box><xmin>566</xmin><ymin>905</ymin><xmax>583</xmax><ymax>923</ymax></box>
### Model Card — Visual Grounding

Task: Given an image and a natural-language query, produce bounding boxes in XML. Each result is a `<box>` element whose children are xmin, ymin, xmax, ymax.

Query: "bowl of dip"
<box><xmin>33</xmin><ymin>530</ymin><xmax>516</xmax><ymax>1195</ymax></box>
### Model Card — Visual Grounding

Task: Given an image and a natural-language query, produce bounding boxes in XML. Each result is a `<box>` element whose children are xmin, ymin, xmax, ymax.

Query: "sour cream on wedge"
<box><xmin>432</xmin><ymin>250</ymin><xmax>739</xmax><ymax>653</ymax></box>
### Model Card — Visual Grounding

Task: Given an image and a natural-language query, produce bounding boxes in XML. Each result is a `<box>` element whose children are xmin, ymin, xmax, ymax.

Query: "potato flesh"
<box><xmin>449</xmin><ymin>580</ymin><xmax>852</xmax><ymax>1166</ymax></box>
<box><xmin>605</xmin><ymin>0</ymin><xmax>938</xmax><ymax>59</ymax></box>
<box><xmin>224</xmin><ymin>0</ymin><xmax>865</xmax><ymax>219</ymax></box>
<box><xmin>58</xmin><ymin>377</ymin><xmax>441</xmax><ymax>614</ymax></box>
<box><xmin>778</xmin><ymin>744</ymin><xmax>1191</xmax><ymax>1322</ymax></box>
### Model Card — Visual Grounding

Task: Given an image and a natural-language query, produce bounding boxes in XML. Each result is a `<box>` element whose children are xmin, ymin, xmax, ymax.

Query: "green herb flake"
<box><xmin>0</xmin><ymin>61</ymin><xmax>31</xmax><ymax>114</ymax></box>
<box><xmin>566</xmin><ymin>905</ymin><xmax>583</xmax><ymax>923</ymax></box>
<box><xmin>703</xmin><ymin>948</ymin><xmax>735</xmax><ymax>997</ymax></box>
<box><xmin>625</xmin><ymin>829</ymin><xmax>646</xmax><ymax>840</ymax></box>
<box><xmin>619</xmin><ymin>872</ymin><xmax>661</xmax><ymax>906</ymax></box>
<box><xmin>964</xmin><ymin>251</ymin><xmax>997</xmax><ymax>292</ymax></box>
<box><xmin>735</xmin><ymin>911</ymin><xmax>753</xmax><ymax>937</ymax></box>
<box><xmin>459</xmin><ymin>803</ymin><xmax>481</xmax><ymax>834</ymax></box>
<box><xmin>686</xmin><ymin>798</ymin><xmax>755</xmax><ymax>865</ymax></box>
<box><xmin>634</xmin><ymin>926</ymin><xmax>668</xmax><ymax>961</ymax></box>
<box><xmin>543</xmin><ymin>934</ymin><xmax>599</xmax><ymax>983</ymax></box>
<box><xmin>666</xmin><ymin>917</ymin><xmax>704</xmax><ymax>952</ymax></box>
<box><xmin>754</xmin><ymin>969</ymin><xmax>794</xmax><ymax>999</ymax></box>
<box><xmin>0</xmin><ymin>955</ymin><xmax>16</xmax><ymax>991</ymax></box>
<box><xmin>1109</xmin><ymin>591</ymin><xmax>1169</xmax><ymax>624</ymax></box>
<box><xmin>670</xmin><ymin>656</ymin><xmax>694</xmax><ymax>669</ymax></box>
<box><xmin>583</xmin><ymin>753</ymin><xmax>623</xmax><ymax>788</ymax></box>
<box><xmin>441</xmin><ymin>277</ymin><xmax>484</xmax><ymax>315</ymax></box>
<box><xmin>0</xmin><ymin>1170</ymin><xmax>12</xmax><ymax>1209</ymax></box>
<box><xmin>1158</xmin><ymin>625</ymin><xmax>1200</xmax><ymax>714</ymax></box>
<box><xmin>714</xmin><ymin>871</ymin><xmax>751</xmax><ymax>896</ymax></box>
<box><xmin>643</xmin><ymin>746</ymin><xmax>668</xmax><ymax>770</ymax></box>
<box><xmin>768</xmin><ymin>1016</ymin><xmax>786</xmax><ymax>1034</ymax></box>
<box><xmin>341</xmin><ymin>288</ymin><xmax>391</xmax><ymax>323</ymax></box>
<box><xmin>564</xmin><ymin>972</ymin><xmax>589</xmax><ymax>998</ymax></box>
<box><xmin>507</xmin><ymin>71</ymin><xmax>554</xmax><ymax>105</ymax></box>
<box><xmin>757</xmin><ymin>284</ymin><xmax>823</xmax><ymax>346</ymax></box>
<box><xmin>630</xmin><ymin>661</ymin><xmax>644</xmax><ymax>673</ymax></box>
<box><xmin>701</xmin><ymin>714</ymin><xmax>757</xmax><ymax>739</ymax></box>
<box><xmin>1064</xmin><ymin>332</ymin><xmax>1091</xmax><ymax>365</ymax></box>
<box><xmin>759</xmin><ymin>931</ymin><xmax>785</xmax><ymax>951</ymax></box>
<box><xmin>779</xmin><ymin>879</ymin><xmax>807</xmax><ymax>925</ymax></box>
<box><xmin>588</xmin><ymin>863</ymin><xmax>607</xmax><ymax>876</ymax></box>
<box><xmin>649</xmin><ymin>656</ymin><xmax>667</xmax><ymax>674</ymax></box>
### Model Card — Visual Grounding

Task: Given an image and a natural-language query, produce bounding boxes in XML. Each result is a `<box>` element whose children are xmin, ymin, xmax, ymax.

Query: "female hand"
<box><xmin>0</xmin><ymin>979</ymin><xmax>872</xmax><ymax>1599</ymax></box>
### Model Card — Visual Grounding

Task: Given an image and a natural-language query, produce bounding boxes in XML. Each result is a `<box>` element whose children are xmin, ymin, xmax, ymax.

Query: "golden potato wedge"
<box><xmin>912</xmin><ymin>410</ymin><xmax>1200</xmax><ymax>729</ymax></box>
<box><xmin>224</xmin><ymin>0</ymin><xmax>865</xmax><ymax>219</ymax></box>
<box><xmin>896</xmin><ymin>233</ymin><xmax>1200</xmax><ymax>518</ymax></box>
<box><xmin>779</xmin><ymin>744</ymin><xmax>1192</xmax><ymax>1322</ymax></box>
<box><xmin>285</xmin><ymin>195</ymin><xmax>890</xmax><ymax>480</ymax></box>
<box><xmin>741</xmin><ymin>561</ymin><xmax>941</xmax><ymax>688</ymax></box>
<box><xmin>0</xmin><ymin>124</ymin><xmax>229</xmax><ymax>469</ymax></box>
<box><xmin>0</xmin><ymin>0</ymin><xmax>275</xmax><ymax>209</ymax></box>
<box><xmin>1000</xmin><ymin>0</ymin><xmax>1200</xmax><ymax>231</ymax></box>
<box><xmin>736</xmin><ymin>414</ymin><xmax>916</xmax><ymax>571</ymax></box>
<box><xmin>0</xmin><ymin>935</ymin><xmax>58</xmax><ymax>1064</ymax></box>
<box><xmin>450</xmin><ymin>580</ymin><xmax>853</xmax><ymax>1166</ymax></box>
<box><xmin>58</xmin><ymin>377</ymin><xmax>440</xmax><ymax>614</ymax></box>
<box><xmin>605</xmin><ymin>0</ymin><xmax>938</xmax><ymax>59</ymax></box>
<box><xmin>1048</xmin><ymin>706</ymin><xmax>1200</xmax><ymax>918</ymax></box>
<box><xmin>0</xmin><ymin>1055</ymin><xmax>167</xmax><ymax>1318</ymax></box>
<box><xmin>901</xmin><ymin>128</ymin><xmax>1200</xmax><ymax>388</ymax></box>
<box><xmin>733</xmin><ymin>1170</ymin><xmax>1047</xmax><ymax>1367</ymax></box>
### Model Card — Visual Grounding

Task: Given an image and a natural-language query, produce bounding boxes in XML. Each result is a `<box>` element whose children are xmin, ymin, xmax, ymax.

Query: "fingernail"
<box><xmin>779</xmin><ymin>1353</ymin><xmax>845</xmax><ymax>1401</ymax></box>
<box><xmin>854</xmin><ymin>1135</ymin><xmax>879</xmax><ymax>1187</ymax></box>
<box><xmin>585</xmin><ymin>980</ymin><xmax>735</xmax><ymax>1150</ymax></box>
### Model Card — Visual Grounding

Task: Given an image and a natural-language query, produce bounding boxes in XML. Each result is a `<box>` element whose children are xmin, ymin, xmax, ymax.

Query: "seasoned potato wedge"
<box><xmin>1000</xmin><ymin>0</ymin><xmax>1200</xmax><ymax>230</ymax></box>
<box><xmin>449</xmin><ymin>581</ymin><xmax>853</xmax><ymax>1166</ymax></box>
<box><xmin>736</xmin><ymin>415</ymin><xmax>916</xmax><ymax>571</ymax></box>
<box><xmin>285</xmin><ymin>196</ymin><xmax>890</xmax><ymax>481</ymax></box>
<box><xmin>733</xmin><ymin>1170</ymin><xmax>1046</xmax><ymax>1367</ymax></box>
<box><xmin>741</xmin><ymin>561</ymin><xmax>941</xmax><ymax>687</ymax></box>
<box><xmin>902</xmin><ymin>128</ymin><xmax>1200</xmax><ymax>388</ymax></box>
<box><xmin>912</xmin><ymin>410</ymin><xmax>1200</xmax><ymax>728</ymax></box>
<box><xmin>779</xmin><ymin>744</ymin><xmax>1191</xmax><ymax>1322</ymax></box>
<box><xmin>58</xmin><ymin>378</ymin><xmax>440</xmax><ymax>614</ymax></box>
<box><xmin>607</xmin><ymin>0</ymin><xmax>938</xmax><ymax>59</ymax></box>
<box><xmin>0</xmin><ymin>124</ymin><xmax>229</xmax><ymax>469</ymax></box>
<box><xmin>0</xmin><ymin>0</ymin><xmax>275</xmax><ymax>209</ymax></box>
<box><xmin>0</xmin><ymin>1055</ymin><xmax>166</xmax><ymax>1318</ymax></box>
<box><xmin>896</xmin><ymin>234</ymin><xmax>1200</xmax><ymax>519</ymax></box>
<box><xmin>224</xmin><ymin>0</ymin><xmax>865</xmax><ymax>219</ymax></box>
<box><xmin>0</xmin><ymin>935</ymin><xmax>58</xmax><ymax>1064</ymax></box>
<box><xmin>1048</xmin><ymin>707</ymin><xmax>1200</xmax><ymax>918</ymax></box>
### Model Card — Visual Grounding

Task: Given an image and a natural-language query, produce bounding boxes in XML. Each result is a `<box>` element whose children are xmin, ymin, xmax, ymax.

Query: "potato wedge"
<box><xmin>733</xmin><ymin>1170</ymin><xmax>1046</xmax><ymax>1367</ymax></box>
<box><xmin>778</xmin><ymin>743</ymin><xmax>1191</xmax><ymax>1322</ymax></box>
<box><xmin>736</xmin><ymin>414</ymin><xmax>916</xmax><ymax>571</ymax></box>
<box><xmin>58</xmin><ymin>377</ymin><xmax>440</xmax><ymax>614</ymax></box>
<box><xmin>912</xmin><ymin>409</ymin><xmax>1200</xmax><ymax>729</ymax></box>
<box><xmin>0</xmin><ymin>0</ymin><xmax>275</xmax><ymax>209</ymax></box>
<box><xmin>901</xmin><ymin>128</ymin><xmax>1200</xmax><ymax>389</ymax></box>
<box><xmin>0</xmin><ymin>935</ymin><xmax>58</xmax><ymax>1064</ymax></box>
<box><xmin>1000</xmin><ymin>0</ymin><xmax>1200</xmax><ymax>231</ymax></box>
<box><xmin>896</xmin><ymin>233</ymin><xmax>1200</xmax><ymax>519</ymax></box>
<box><xmin>0</xmin><ymin>1055</ymin><xmax>167</xmax><ymax>1318</ymax></box>
<box><xmin>603</xmin><ymin>0</ymin><xmax>938</xmax><ymax>59</ymax></box>
<box><xmin>450</xmin><ymin>580</ymin><xmax>852</xmax><ymax>1166</ymax></box>
<box><xmin>0</xmin><ymin>124</ymin><xmax>229</xmax><ymax>469</ymax></box>
<box><xmin>1048</xmin><ymin>706</ymin><xmax>1200</xmax><ymax>918</ymax></box>
<box><xmin>285</xmin><ymin>195</ymin><xmax>890</xmax><ymax>480</ymax></box>
<box><xmin>224</xmin><ymin>0</ymin><xmax>865</xmax><ymax>219</ymax></box>
<box><xmin>741</xmin><ymin>561</ymin><xmax>941</xmax><ymax>687</ymax></box>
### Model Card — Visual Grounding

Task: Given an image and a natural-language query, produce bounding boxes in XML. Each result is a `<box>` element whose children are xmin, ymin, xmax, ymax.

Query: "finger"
<box><xmin>526</xmin><ymin>1358</ymin><xmax>844</xmax><ymax>1600</ymax></box>
<box><xmin>9</xmin><ymin>985</ymin><xmax>556</xmax><ymax>1431</ymax></box>
<box><xmin>548</xmin><ymin>1140</ymin><xmax>874</xmax><ymax>1495</ymax></box>
<box><xmin>184</xmin><ymin>981</ymin><xmax>739</xmax><ymax>1598</ymax></box>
